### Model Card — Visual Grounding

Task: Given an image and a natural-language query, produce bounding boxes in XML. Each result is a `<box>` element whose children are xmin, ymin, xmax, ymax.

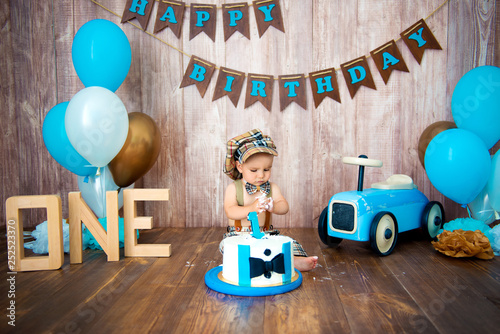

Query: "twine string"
<box><xmin>90</xmin><ymin>0</ymin><xmax>450</xmax><ymax>78</ymax></box>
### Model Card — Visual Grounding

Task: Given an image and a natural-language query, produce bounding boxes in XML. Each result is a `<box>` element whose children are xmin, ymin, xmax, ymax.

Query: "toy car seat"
<box><xmin>371</xmin><ymin>174</ymin><xmax>416</xmax><ymax>190</ymax></box>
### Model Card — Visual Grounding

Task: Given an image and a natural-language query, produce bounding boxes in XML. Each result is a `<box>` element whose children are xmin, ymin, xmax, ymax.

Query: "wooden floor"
<box><xmin>1</xmin><ymin>227</ymin><xmax>500</xmax><ymax>333</ymax></box>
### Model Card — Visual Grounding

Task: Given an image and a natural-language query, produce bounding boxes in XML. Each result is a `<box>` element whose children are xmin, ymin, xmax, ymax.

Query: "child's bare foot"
<box><xmin>294</xmin><ymin>256</ymin><xmax>318</xmax><ymax>272</ymax></box>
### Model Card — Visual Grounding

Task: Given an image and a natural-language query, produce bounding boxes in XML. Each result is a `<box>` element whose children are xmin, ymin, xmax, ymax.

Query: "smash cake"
<box><xmin>221</xmin><ymin>234</ymin><xmax>297</xmax><ymax>287</ymax></box>
<box><xmin>205</xmin><ymin>212</ymin><xmax>302</xmax><ymax>296</ymax></box>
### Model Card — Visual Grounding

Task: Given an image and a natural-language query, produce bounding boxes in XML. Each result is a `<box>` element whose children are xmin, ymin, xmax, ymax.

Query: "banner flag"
<box><xmin>121</xmin><ymin>0</ymin><xmax>155</xmax><ymax>30</ymax></box>
<box><xmin>179</xmin><ymin>56</ymin><xmax>216</xmax><ymax>98</ymax></box>
<box><xmin>252</xmin><ymin>0</ymin><xmax>285</xmax><ymax>37</ymax></box>
<box><xmin>401</xmin><ymin>19</ymin><xmax>442</xmax><ymax>64</ymax></box>
<box><xmin>244</xmin><ymin>74</ymin><xmax>274</xmax><ymax>111</ymax></box>
<box><xmin>341</xmin><ymin>56</ymin><xmax>377</xmax><ymax>99</ymax></box>
<box><xmin>107</xmin><ymin>1</ymin><xmax>445</xmax><ymax>110</ymax></box>
<box><xmin>190</xmin><ymin>4</ymin><xmax>217</xmax><ymax>41</ymax></box>
<box><xmin>213</xmin><ymin>67</ymin><xmax>246</xmax><ymax>107</ymax></box>
<box><xmin>309</xmin><ymin>68</ymin><xmax>341</xmax><ymax>107</ymax></box>
<box><xmin>153</xmin><ymin>0</ymin><xmax>186</xmax><ymax>37</ymax></box>
<box><xmin>279</xmin><ymin>74</ymin><xmax>307</xmax><ymax>111</ymax></box>
<box><xmin>370</xmin><ymin>40</ymin><xmax>409</xmax><ymax>84</ymax></box>
<box><xmin>222</xmin><ymin>3</ymin><xmax>251</xmax><ymax>41</ymax></box>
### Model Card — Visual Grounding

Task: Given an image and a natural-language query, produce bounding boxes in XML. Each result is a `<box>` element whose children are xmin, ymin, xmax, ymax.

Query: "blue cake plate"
<box><xmin>204</xmin><ymin>266</ymin><xmax>302</xmax><ymax>297</ymax></box>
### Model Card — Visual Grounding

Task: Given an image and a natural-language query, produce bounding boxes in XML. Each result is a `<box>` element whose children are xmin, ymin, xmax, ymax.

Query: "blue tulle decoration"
<box><xmin>83</xmin><ymin>217</ymin><xmax>138</xmax><ymax>250</ymax></box>
<box><xmin>24</xmin><ymin>217</ymin><xmax>137</xmax><ymax>254</ymax></box>
<box><xmin>24</xmin><ymin>219</ymin><xmax>92</xmax><ymax>254</ymax></box>
<box><xmin>490</xmin><ymin>224</ymin><xmax>500</xmax><ymax>255</ymax></box>
<box><xmin>439</xmin><ymin>218</ymin><xmax>499</xmax><ymax>255</ymax></box>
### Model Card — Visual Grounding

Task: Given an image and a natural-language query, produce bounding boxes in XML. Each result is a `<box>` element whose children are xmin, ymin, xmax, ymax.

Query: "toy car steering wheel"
<box><xmin>342</xmin><ymin>156</ymin><xmax>383</xmax><ymax>168</ymax></box>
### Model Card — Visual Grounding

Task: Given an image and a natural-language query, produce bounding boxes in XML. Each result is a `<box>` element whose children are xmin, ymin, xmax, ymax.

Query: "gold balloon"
<box><xmin>109</xmin><ymin>112</ymin><xmax>161</xmax><ymax>187</ymax></box>
<box><xmin>418</xmin><ymin>121</ymin><xmax>456</xmax><ymax>168</ymax></box>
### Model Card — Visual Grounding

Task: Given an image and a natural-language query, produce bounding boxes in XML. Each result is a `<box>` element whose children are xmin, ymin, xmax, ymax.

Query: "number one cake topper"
<box><xmin>248</xmin><ymin>211</ymin><xmax>265</xmax><ymax>239</ymax></box>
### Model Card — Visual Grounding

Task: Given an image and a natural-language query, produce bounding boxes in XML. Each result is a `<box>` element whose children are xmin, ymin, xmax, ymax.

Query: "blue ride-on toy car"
<box><xmin>318</xmin><ymin>155</ymin><xmax>445</xmax><ymax>256</ymax></box>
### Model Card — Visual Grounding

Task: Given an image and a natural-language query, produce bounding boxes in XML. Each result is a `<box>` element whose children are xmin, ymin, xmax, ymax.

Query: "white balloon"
<box><xmin>78</xmin><ymin>166</ymin><xmax>134</xmax><ymax>218</ymax></box>
<box><xmin>487</xmin><ymin>150</ymin><xmax>500</xmax><ymax>212</ymax></box>
<box><xmin>467</xmin><ymin>185</ymin><xmax>496</xmax><ymax>225</ymax></box>
<box><xmin>65</xmin><ymin>86</ymin><xmax>129</xmax><ymax>167</ymax></box>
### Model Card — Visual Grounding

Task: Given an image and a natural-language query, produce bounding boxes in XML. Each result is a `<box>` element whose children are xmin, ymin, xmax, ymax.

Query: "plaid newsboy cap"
<box><xmin>223</xmin><ymin>129</ymin><xmax>278</xmax><ymax>180</ymax></box>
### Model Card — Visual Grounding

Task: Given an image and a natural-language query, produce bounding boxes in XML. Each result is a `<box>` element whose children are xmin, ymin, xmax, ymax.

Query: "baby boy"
<box><xmin>221</xmin><ymin>129</ymin><xmax>318</xmax><ymax>272</ymax></box>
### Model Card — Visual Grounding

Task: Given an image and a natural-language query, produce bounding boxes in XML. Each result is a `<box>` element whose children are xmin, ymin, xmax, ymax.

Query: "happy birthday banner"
<box><xmin>94</xmin><ymin>0</ymin><xmax>446</xmax><ymax>111</ymax></box>
<box><xmin>177</xmin><ymin>18</ymin><xmax>442</xmax><ymax>111</ymax></box>
<box><xmin>121</xmin><ymin>0</ymin><xmax>284</xmax><ymax>40</ymax></box>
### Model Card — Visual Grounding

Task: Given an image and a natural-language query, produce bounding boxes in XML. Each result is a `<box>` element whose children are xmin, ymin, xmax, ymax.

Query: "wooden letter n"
<box><xmin>69</xmin><ymin>191</ymin><xmax>120</xmax><ymax>263</ymax></box>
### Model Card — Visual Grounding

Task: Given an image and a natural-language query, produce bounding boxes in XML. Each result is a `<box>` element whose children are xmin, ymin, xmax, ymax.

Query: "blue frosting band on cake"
<box><xmin>282</xmin><ymin>241</ymin><xmax>292</xmax><ymax>284</ymax></box>
<box><xmin>238</xmin><ymin>244</ymin><xmax>251</xmax><ymax>286</ymax></box>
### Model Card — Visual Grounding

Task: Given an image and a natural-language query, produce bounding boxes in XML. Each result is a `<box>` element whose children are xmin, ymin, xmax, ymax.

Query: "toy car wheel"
<box><xmin>421</xmin><ymin>201</ymin><xmax>444</xmax><ymax>240</ymax></box>
<box><xmin>318</xmin><ymin>207</ymin><xmax>342</xmax><ymax>247</ymax></box>
<box><xmin>370</xmin><ymin>212</ymin><xmax>398</xmax><ymax>256</ymax></box>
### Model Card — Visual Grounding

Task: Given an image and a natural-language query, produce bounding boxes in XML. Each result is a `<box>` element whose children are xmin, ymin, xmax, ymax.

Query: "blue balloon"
<box><xmin>43</xmin><ymin>102</ymin><xmax>97</xmax><ymax>176</ymax></box>
<box><xmin>424</xmin><ymin>129</ymin><xmax>491</xmax><ymax>205</ymax></box>
<box><xmin>72</xmin><ymin>19</ymin><xmax>131</xmax><ymax>92</ymax></box>
<box><xmin>451</xmin><ymin>65</ymin><xmax>500</xmax><ymax>149</ymax></box>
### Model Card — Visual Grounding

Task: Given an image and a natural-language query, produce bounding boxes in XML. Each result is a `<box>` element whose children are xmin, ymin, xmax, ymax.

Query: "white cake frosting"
<box><xmin>222</xmin><ymin>234</ymin><xmax>296</xmax><ymax>287</ymax></box>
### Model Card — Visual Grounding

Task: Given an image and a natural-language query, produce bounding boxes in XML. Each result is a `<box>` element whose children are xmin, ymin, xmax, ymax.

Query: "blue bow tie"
<box><xmin>245</xmin><ymin>181</ymin><xmax>271</xmax><ymax>195</ymax></box>
<box><xmin>249</xmin><ymin>253</ymin><xmax>285</xmax><ymax>279</ymax></box>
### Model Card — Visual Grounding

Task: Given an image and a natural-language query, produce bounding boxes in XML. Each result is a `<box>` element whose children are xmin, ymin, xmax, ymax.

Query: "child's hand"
<box><xmin>256</xmin><ymin>194</ymin><xmax>273</xmax><ymax>213</ymax></box>
<box><xmin>263</xmin><ymin>197</ymin><xmax>274</xmax><ymax>212</ymax></box>
<box><xmin>250</xmin><ymin>198</ymin><xmax>265</xmax><ymax>213</ymax></box>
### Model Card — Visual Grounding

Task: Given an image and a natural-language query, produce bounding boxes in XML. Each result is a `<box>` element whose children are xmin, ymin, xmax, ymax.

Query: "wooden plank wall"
<box><xmin>1</xmin><ymin>0</ymin><xmax>498</xmax><ymax>228</ymax></box>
